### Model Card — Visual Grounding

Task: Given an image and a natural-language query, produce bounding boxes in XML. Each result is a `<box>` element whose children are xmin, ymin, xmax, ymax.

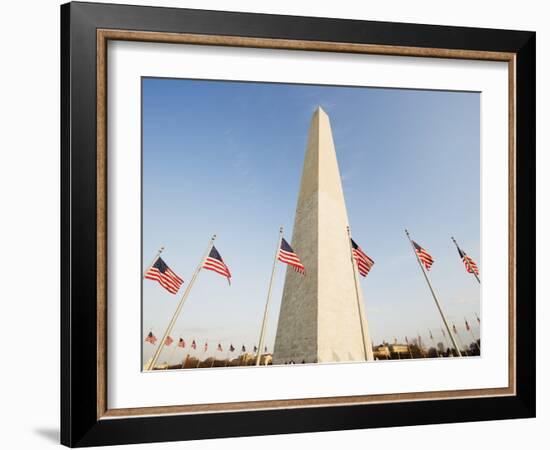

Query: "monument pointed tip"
<box><xmin>315</xmin><ymin>105</ymin><xmax>327</xmax><ymax>115</ymax></box>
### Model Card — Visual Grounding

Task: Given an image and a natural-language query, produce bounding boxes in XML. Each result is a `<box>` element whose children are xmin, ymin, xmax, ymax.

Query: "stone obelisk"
<box><xmin>273</xmin><ymin>107</ymin><xmax>374</xmax><ymax>364</ymax></box>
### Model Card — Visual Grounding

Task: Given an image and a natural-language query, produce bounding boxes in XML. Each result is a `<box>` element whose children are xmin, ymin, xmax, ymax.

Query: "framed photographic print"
<box><xmin>61</xmin><ymin>1</ymin><xmax>535</xmax><ymax>447</ymax></box>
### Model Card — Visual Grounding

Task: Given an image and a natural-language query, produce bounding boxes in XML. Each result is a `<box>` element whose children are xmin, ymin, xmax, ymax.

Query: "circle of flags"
<box><xmin>142</xmin><ymin>229</ymin><xmax>480</xmax><ymax>369</ymax></box>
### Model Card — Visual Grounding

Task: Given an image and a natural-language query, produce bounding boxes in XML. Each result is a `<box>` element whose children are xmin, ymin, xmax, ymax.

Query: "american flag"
<box><xmin>229</xmin><ymin>344</ymin><xmax>235</xmax><ymax>352</ymax></box>
<box><xmin>217</xmin><ymin>343</ymin><xmax>223</xmax><ymax>352</ymax></box>
<box><xmin>456</xmin><ymin>246</ymin><xmax>479</xmax><ymax>276</ymax></box>
<box><xmin>253</xmin><ymin>345</ymin><xmax>258</xmax><ymax>353</ymax></box>
<box><xmin>203</xmin><ymin>246</ymin><xmax>231</xmax><ymax>284</ymax></box>
<box><xmin>241</xmin><ymin>345</ymin><xmax>246</xmax><ymax>353</ymax></box>
<box><xmin>452</xmin><ymin>324</ymin><xmax>458</xmax><ymax>334</ymax></box>
<box><xmin>191</xmin><ymin>339</ymin><xmax>197</xmax><ymax>350</ymax></box>
<box><xmin>412</xmin><ymin>241</ymin><xmax>434</xmax><ymax>271</ymax></box>
<box><xmin>178</xmin><ymin>338</ymin><xmax>186</xmax><ymax>348</ymax></box>
<box><xmin>164</xmin><ymin>336</ymin><xmax>174</xmax><ymax>346</ymax></box>
<box><xmin>278</xmin><ymin>238</ymin><xmax>305</xmax><ymax>275</ymax></box>
<box><xmin>464</xmin><ymin>318</ymin><xmax>471</xmax><ymax>331</ymax></box>
<box><xmin>350</xmin><ymin>238</ymin><xmax>374</xmax><ymax>277</ymax></box>
<box><xmin>144</xmin><ymin>257</ymin><xmax>184</xmax><ymax>294</ymax></box>
<box><xmin>145</xmin><ymin>331</ymin><xmax>157</xmax><ymax>345</ymax></box>
<box><xmin>204</xmin><ymin>342</ymin><xmax>208</xmax><ymax>352</ymax></box>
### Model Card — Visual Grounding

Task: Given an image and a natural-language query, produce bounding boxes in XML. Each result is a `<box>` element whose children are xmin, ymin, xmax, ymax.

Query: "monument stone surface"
<box><xmin>273</xmin><ymin>107</ymin><xmax>374</xmax><ymax>364</ymax></box>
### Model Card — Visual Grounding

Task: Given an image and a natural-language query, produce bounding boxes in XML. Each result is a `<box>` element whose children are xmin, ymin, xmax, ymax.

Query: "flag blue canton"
<box><xmin>280</xmin><ymin>238</ymin><xmax>295</xmax><ymax>253</ymax></box>
<box><xmin>144</xmin><ymin>256</ymin><xmax>184</xmax><ymax>294</ymax></box>
<box><xmin>203</xmin><ymin>245</ymin><xmax>232</xmax><ymax>283</ymax></box>
<box><xmin>278</xmin><ymin>238</ymin><xmax>305</xmax><ymax>274</ymax></box>
<box><xmin>208</xmin><ymin>247</ymin><xmax>223</xmax><ymax>261</ymax></box>
<box><xmin>152</xmin><ymin>257</ymin><xmax>169</xmax><ymax>273</ymax></box>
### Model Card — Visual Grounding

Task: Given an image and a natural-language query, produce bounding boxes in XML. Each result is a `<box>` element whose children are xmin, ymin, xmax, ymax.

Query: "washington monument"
<box><xmin>273</xmin><ymin>107</ymin><xmax>374</xmax><ymax>364</ymax></box>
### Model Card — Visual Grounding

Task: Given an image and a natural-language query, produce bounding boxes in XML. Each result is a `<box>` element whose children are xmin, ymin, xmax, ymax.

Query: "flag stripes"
<box><xmin>463</xmin><ymin>254</ymin><xmax>479</xmax><ymax>275</ymax></box>
<box><xmin>203</xmin><ymin>246</ymin><xmax>232</xmax><ymax>284</ymax></box>
<box><xmin>278</xmin><ymin>238</ymin><xmax>305</xmax><ymax>274</ymax></box>
<box><xmin>456</xmin><ymin>246</ymin><xmax>479</xmax><ymax>276</ymax></box>
<box><xmin>351</xmin><ymin>238</ymin><xmax>374</xmax><ymax>277</ymax></box>
<box><xmin>145</xmin><ymin>331</ymin><xmax>157</xmax><ymax>345</ymax></box>
<box><xmin>144</xmin><ymin>256</ymin><xmax>184</xmax><ymax>294</ymax></box>
<box><xmin>143</xmin><ymin>232</ymin><xmax>481</xmax><ymax>368</ymax></box>
<box><xmin>412</xmin><ymin>241</ymin><xmax>434</xmax><ymax>271</ymax></box>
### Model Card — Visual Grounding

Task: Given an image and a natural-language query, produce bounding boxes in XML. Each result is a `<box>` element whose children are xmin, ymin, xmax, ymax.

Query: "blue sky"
<box><xmin>141</xmin><ymin>77</ymin><xmax>480</xmax><ymax>364</ymax></box>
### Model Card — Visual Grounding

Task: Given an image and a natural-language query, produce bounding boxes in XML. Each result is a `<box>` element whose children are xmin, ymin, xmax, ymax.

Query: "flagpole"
<box><xmin>347</xmin><ymin>226</ymin><xmax>374</xmax><ymax>361</ymax></box>
<box><xmin>441</xmin><ymin>328</ymin><xmax>453</xmax><ymax>357</ymax></box>
<box><xmin>405</xmin><ymin>229</ymin><xmax>462</xmax><ymax>357</ymax></box>
<box><xmin>196</xmin><ymin>341</ymin><xmax>206</xmax><ymax>368</ymax></box>
<box><xmin>417</xmin><ymin>333</ymin><xmax>426</xmax><ymax>358</ymax></box>
<box><xmin>475</xmin><ymin>313</ymin><xmax>482</xmax><ymax>347</ymax></box>
<box><xmin>224</xmin><ymin>347</ymin><xmax>232</xmax><ymax>367</ymax></box>
<box><xmin>143</xmin><ymin>328</ymin><xmax>156</xmax><ymax>362</ymax></box>
<box><xmin>185</xmin><ymin>338</ymin><xmax>195</xmax><ymax>368</ymax></box>
<box><xmin>181</xmin><ymin>353</ymin><xmax>188</xmax><ymax>369</ymax></box>
<box><xmin>211</xmin><ymin>349</ymin><xmax>217</xmax><ymax>368</ymax></box>
<box><xmin>451</xmin><ymin>237</ymin><xmax>480</xmax><ymax>284</ymax></box>
<box><xmin>395</xmin><ymin>339</ymin><xmax>401</xmax><ymax>359</ymax></box>
<box><xmin>255</xmin><ymin>227</ymin><xmax>284</xmax><ymax>366</ymax></box>
<box><xmin>166</xmin><ymin>337</ymin><xmax>179</xmax><ymax>366</ymax></box>
<box><xmin>142</xmin><ymin>248</ymin><xmax>164</xmax><ymax>367</ymax></box>
<box><xmin>405</xmin><ymin>338</ymin><xmax>413</xmax><ymax>359</ymax></box>
<box><xmin>146</xmin><ymin>235</ymin><xmax>216</xmax><ymax>371</ymax></box>
<box><xmin>466</xmin><ymin>318</ymin><xmax>481</xmax><ymax>352</ymax></box>
<box><xmin>453</xmin><ymin>325</ymin><xmax>469</xmax><ymax>355</ymax></box>
<box><xmin>143</xmin><ymin>246</ymin><xmax>165</xmax><ymax>277</ymax></box>
<box><xmin>429</xmin><ymin>330</ymin><xmax>441</xmax><ymax>357</ymax></box>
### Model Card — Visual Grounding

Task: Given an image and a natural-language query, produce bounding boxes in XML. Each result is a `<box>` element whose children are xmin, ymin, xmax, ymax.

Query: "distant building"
<box><xmin>177</xmin><ymin>352</ymin><xmax>273</xmax><ymax>369</ymax></box>
<box><xmin>373</xmin><ymin>345</ymin><xmax>391</xmax><ymax>359</ymax></box>
<box><xmin>390</xmin><ymin>344</ymin><xmax>409</xmax><ymax>354</ymax></box>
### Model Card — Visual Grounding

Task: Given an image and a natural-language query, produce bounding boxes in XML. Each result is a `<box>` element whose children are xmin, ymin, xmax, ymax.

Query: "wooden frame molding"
<box><xmin>96</xmin><ymin>29</ymin><xmax>517</xmax><ymax>420</ymax></box>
